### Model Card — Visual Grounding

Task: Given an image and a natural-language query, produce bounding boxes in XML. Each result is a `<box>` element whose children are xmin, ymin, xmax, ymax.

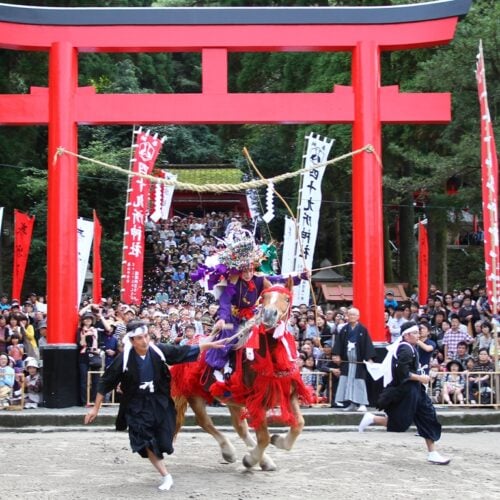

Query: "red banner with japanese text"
<box><xmin>418</xmin><ymin>221</ymin><xmax>428</xmax><ymax>307</ymax></box>
<box><xmin>12</xmin><ymin>209</ymin><xmax>35</xmax><ymax>301</ymax></box>
<box><xmin>93</xmin><ymin>210</ymin><xmax>102</xmax><ymax>305</ymax></box>
<box><xmin>476</xmin><ymin>42</ymin><xmax>499</xmax><ymax>311</ymax></box>
<box><xmin>121</xmin><ymin>129</ymin><xmax>164</xmax><ymax>305</ymax></box>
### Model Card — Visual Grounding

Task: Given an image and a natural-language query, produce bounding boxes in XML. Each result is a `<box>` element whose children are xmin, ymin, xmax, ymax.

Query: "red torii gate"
<box><xmin>0</xmin><ymin>1</ymin><xmax>471</xmax><ymax>405</ymax></box>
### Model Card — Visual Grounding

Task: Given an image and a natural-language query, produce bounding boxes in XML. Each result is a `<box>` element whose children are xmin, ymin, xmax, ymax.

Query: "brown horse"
<box><xmin>171</xmin><ymin>283</ymin><xmax>310</xmax><ymax>471</ymax></box>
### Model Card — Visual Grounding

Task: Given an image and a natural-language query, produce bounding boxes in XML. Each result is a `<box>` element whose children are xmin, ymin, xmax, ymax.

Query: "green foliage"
<box><xmin>0</xmin><ymin>0</ymin><xmax>497</xmax><ymax>296</ymax></box>
<box><xmin>384</xmin><ymin>0</ymin><xmax>499</xmax><ymax>204</ymax></box>
<box><xmin>447</xmin><ymin>246</ymin><xmax>486</xmax><ymax>291</ymax></box>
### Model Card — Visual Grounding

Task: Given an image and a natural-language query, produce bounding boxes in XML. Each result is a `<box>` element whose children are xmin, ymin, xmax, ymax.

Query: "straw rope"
<box><xmin>55</xmin><ymin>144</ymin><xmax>374</xmax><ymax>193</ymax></box>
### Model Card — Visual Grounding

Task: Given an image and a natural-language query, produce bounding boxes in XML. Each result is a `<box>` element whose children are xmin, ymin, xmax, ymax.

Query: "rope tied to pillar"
<box><xmin>54</xmin><ymin>144</ymin><xmax>375</xmax><ymax>193</ymax></box>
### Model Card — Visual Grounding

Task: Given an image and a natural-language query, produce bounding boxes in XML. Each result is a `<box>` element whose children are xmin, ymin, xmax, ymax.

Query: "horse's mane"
<box><xmin>232</xmin><ymin>316</ymin><xmax>259</xmax><ymax>350</ymax></box>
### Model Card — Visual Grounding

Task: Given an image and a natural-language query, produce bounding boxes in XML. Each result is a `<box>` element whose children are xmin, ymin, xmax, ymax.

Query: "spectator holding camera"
<box><xmin>416</xmin><ymin>322</ymin><xmax>435</xmax><ymax>375</ymax></box>
<box><xmin>77</xmin><ymin>312</ymin><xmax>101</xmax><ymax>406</ymax></box>
<box><xmin>101</xmin><ymin>320</ymin><xmax>119</xmax><ymax>369</ymax></box>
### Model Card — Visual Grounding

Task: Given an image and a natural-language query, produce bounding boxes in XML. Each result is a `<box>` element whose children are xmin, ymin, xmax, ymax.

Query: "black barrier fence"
<box><xmin>83</xmin><ymin>370</ymin><xmax>500</xmax><ymax>409</ymax></box>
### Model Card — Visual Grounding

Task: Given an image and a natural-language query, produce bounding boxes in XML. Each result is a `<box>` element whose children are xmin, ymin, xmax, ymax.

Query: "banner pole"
<box><xmin>243</xmin><ymin>147</ymin><xmax>318</xmax><ymax>310</ymax></box>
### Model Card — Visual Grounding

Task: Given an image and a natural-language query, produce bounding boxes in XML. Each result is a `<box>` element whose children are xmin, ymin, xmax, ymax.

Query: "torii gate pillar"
<box><xmin>352</xmin><ymin>40</ymin><xmax>384</xmax><ymax>339</ymax></box>
<box><xmin>0</xmin><ymin>1</ymin><xmax>471</xmax><ymax>406</ymax></box>
<box><xmin>48</xmin><ymin>42</ymin><xmax>79</xmax><ymax>342</ymax></box>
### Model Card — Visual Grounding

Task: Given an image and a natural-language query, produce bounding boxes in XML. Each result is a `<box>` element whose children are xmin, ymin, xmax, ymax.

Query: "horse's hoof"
<box><xmin>260</xmin><ymin>456</ymin><xmax>277</xmax><ymax>472</ymax></box>
<box><xmin>220</xmin><ymin>441</ymin><xmax>237</xmax><ymax>463</ymax></box>
<box><xmin>270</xmin><ymin>434</ymin><xmax>282</xmax><ymax>448</ymax></box>
<box><xmin>242</xmin><ymin>454</ymin><xmax>255</xmax><ymax>469</ymax></box>
<box><xmin>222</xmin><ymin>451</ymin><xmax>237</xmax><ymax>463</ymax></box>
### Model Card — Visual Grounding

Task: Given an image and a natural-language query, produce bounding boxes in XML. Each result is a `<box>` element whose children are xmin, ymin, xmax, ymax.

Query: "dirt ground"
<box><xmin>2</xmin><ymin>428</ymin><xmax>500</xmax><ymax>499</ymax></box>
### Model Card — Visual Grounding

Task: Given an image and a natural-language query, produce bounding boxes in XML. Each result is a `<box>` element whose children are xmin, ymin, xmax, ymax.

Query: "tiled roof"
<box><xmin>168</xmin><ymin>167</ymin><xmax>243</xmax><ymax>185</ymax></box>
<box><xmin>320</xmin><ymin>283</ymin><xmax>408</xmax><ymax>302</ymax></box>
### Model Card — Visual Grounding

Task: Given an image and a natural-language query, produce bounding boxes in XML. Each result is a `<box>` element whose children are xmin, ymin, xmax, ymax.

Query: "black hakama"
<box><xmin>386</xmin><ymin>382</ymin><xmax>441</xmax><ymax>442</ymax></box>
<box><xmin>126</xmin><ymin>392</ymin><xmax>176</xmax><ymax>459</ymax></box>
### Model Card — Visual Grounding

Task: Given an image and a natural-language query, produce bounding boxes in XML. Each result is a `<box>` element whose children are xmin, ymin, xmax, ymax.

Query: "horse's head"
<box><xmin>260</xmin><ymin>285</ymin><xmax>293</xmax><ymax>330</ymax></box>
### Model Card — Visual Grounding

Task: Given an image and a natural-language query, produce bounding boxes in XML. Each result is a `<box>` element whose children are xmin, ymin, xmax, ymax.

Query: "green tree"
<box><xmin>0</xmin><ymin>0</ymin><xmax>497</xmax><ymax>298</ymax></box>
<box><xmin>383</xmin><ymin>0</ymin><xmax>499</xmax><ymax>291</ymax></box>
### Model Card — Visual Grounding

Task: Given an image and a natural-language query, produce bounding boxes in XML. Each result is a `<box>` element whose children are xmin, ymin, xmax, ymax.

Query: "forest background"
<box><xmin>0</xmin><ymin>0</ymin><xmax>498</xmax><ymax>300</ymax></box>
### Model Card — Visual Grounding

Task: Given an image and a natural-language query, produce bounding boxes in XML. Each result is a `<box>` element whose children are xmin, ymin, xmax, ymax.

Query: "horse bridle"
<box><xmin>220</xmin><ymin>285</ymin><xmax>293</xmax><ymax>346</ymax></box>
<box><xmin>260</xmin><ymin>285</ymin><xmax>293</xmax><ymax>325</ymax></box>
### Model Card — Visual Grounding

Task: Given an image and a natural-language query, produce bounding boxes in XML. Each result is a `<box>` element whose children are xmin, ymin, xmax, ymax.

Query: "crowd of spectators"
<box><xmin>139</xmin><ymin>216</ymin><xmax>500</xmax><ymax>409</ymax></box>
<box><xmin>282</xmin><ymin>283</ymin><xmax>500</xmax><ymax>407</ymax></box>
<box><xmin>0</xmin><ymin>293</ymin><xmax>46</xmax><ymax>408</ymax></box>
<box><xmin>381</xmin><ymin>285</ymin><xmax>499</xmax><ymax>406</ymax></box>
<box><xmin>0</xmin><ymin>210</ymin><xmax>499</xmax><ymax>409</ymax></box>
<box><xmin>141</xmin><ymin>211</ymin><xmax>257</xmax><ymax>308</ymax></box>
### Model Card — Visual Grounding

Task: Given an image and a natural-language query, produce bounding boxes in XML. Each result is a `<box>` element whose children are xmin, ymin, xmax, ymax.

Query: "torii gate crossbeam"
<box><xmin>0</xmin><ymin>1</ymin><xmax>471</xmax><ymax>406</ymax></box>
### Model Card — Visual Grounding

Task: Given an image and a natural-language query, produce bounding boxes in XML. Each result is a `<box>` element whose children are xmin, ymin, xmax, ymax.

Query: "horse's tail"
<box><xmin>173</xmin><ymin>395</ymin><xmax>189</xmax><ymax>439</ymax></box>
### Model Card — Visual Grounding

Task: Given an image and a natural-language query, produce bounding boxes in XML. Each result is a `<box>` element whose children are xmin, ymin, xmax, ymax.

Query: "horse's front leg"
<box><xmin>271</xmin><ymin>393</ymin><xmax>304</xmax><ymax>451</ymax></box>
<box><xmin>229</xmin><ymin>407</ymin><xmax>276</xmax><ymax>471</ymax></box>
<box><xmin>189</xmin><ymin>396</ymin><xmax>237</xmax><ymax>463</ymax></box>
<box><xmin>228</xmin><ymin>405</ymin><xmax>255</xmax><ymax>447</ymax></box>
<box><xmin>242</xmin><ymin>423</ymin><xmax>270</xmax><ymax>470</ymax></box>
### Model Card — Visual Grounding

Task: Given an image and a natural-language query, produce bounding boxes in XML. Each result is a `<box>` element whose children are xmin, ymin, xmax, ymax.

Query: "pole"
<box><xmin>44</xmin><ymin>41</ymin><xmax>79</xmax><ymax>407</ymax></box>
<box><xmin>352</xmin><ymin>41</ymin><xmax>385</xmax><ymax>342</ymax></box>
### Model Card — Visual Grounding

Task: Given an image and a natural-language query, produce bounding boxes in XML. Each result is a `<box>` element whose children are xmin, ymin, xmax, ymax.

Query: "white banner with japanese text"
<box><xmin>161</xmin><ymin>171</ymin><xmax>177</xmax><ymax>220</ymax></box>
<box><xmin>77</xmin><ymin>217</ymin><xmax>94</xmax><ymax>307</ymax></box>
<box><xmin>294</xmin><ymin>133</ymin><xmax>334</xmax><ymax>305</ymax></box>
<box><xmin>281</xmin><ymin>216</ymin><xmax>296</xmax><ymax>275</ymax></box>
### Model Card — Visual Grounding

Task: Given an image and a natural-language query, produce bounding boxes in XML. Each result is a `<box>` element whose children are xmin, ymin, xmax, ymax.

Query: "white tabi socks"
<box><xmin>159</xmin><ymin>473</ymin><xmax>173</xmax><ymax>491</ymax></box>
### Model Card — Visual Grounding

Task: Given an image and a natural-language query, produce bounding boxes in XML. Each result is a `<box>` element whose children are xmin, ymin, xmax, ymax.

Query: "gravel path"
<box><xmin>2</xmin><ymin>429</ymin><xmax>500</xmax><ymax>499</ymax></box>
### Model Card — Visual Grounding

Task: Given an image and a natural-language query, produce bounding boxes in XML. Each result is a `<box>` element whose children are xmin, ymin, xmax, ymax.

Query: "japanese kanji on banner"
<box><xmin>418</xmin><ymin>221</ymin><xmax>429</xmax><ymax>306</ymax></box>
<box><xmin>281</xmin><ymin>216</ymin><xmax>296</xmax><ymax>275</ymax></box>
<box><xmin>12</xmin><ymin>209</ymin><xmax>35</xmax><ymax>301</ymax></box>
<box><xmin>121</xmin><ymin>128</ymin><xmax>164</xmax><ymax>305</ymax></box>
<box><xmin>293</xmin><ymin>133</ymin><xmax>334</xmax><ymax>305</ymax></box>
<box><xmin>77</xmin><ymin>217</ymin><xmax>94</xmax><ymax>307</ymax></box>
<box><xmin>476</xmin><ymin>41</ymin><xmax>499</xmax><ymax>310</ymax></box>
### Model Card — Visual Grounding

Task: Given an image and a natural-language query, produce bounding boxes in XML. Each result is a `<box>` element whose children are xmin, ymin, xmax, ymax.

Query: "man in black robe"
<box><xmin>358</xmin><ymin>321</ymin><xmax>451</xmax><ymax>465</ymax></box>
<box><xmin>85</xmin><ymin>320</ymin><xmax>223</xmax><ymax>491</ymax></box>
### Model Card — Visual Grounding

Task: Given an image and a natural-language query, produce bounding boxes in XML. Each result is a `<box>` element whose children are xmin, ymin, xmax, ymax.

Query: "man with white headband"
<box><xmin>84</xmin><ymin>319</ymin><xmax>224</xmax><ymax>491</ymax></box>
<box><xmin>358</xmin><ymin>320</ymin><xmax>451</xmax><ymax>465</ymax></box>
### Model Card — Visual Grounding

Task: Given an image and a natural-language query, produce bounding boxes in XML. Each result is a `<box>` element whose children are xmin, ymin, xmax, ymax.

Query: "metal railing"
<box><xmin>85</xmin><ymin>369</ymin><xmax>500</xmax><ymax>409</ymax></box>
<box><xmin>87</xmin><ymin>370</ymin><xmax>335</xmax><ymax>407</ymax></box>
<box><xmin>300</xmin><ymin>370</ymin><xmax>334</xmax><ymax>406</ymax></box>
<box><xmin>0</xmin><ymin>373</ymin><xmax>25</xmax><ymax>411</ymax></box>
<box><xmin>86</xmin><ymin>370</ymin><xmax>119</xmax><ymax>406</ymax></box>
<box><xmin>428</xmin><ymin>370</ymin><xmax>499</xmax><ymax>407</ymax></box>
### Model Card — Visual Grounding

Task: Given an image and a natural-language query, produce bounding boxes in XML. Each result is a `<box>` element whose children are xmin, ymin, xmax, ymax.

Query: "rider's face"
<box><xmin>240</xmin><ymin>268</ymin><xmax>254</xmax><ymax>281</ymax></box>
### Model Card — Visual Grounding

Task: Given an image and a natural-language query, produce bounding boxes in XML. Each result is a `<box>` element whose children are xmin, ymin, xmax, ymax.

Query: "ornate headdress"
<box><xmin>217</xmin><ymin>228</ymin><xmax>262</xmax><ymax>272</ymax></box>
<box><xmin>190</xmin><ymin>228</ymin><xmax>264</xmax><ymax>293</ymax></box>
